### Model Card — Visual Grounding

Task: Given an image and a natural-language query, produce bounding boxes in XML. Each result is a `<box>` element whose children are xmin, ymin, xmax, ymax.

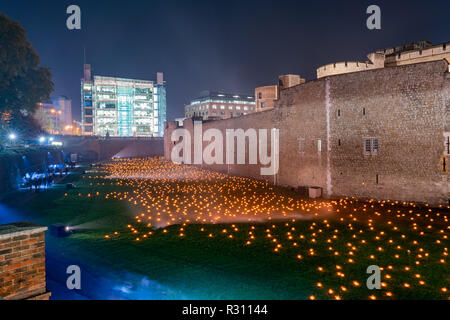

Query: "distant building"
<box><xmin>68</xmin><ymin>121</ymin><xmax>82</xmax><ymax>136</ymax></box>
<box><xmin>184</xmin><ymin>91</ymin><xmax>256</xmax><ymax>120</ymax></box>
<box><xmin>35</xmin><ymin>96</ymin><xmax>72</xmax><ymax>135</ymax></box>
<box><xmin>81</xmin><ymin>64</ymin><xmax>166</xmax><ymax>137</ymax></box>
<box><xmin>53</xmin><ymin>96</ymin><xmax>72</xmax><ymax>128</ymax></box>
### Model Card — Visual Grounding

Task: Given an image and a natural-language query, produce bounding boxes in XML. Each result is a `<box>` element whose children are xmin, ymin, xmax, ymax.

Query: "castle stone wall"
<box><xmin>165</xmin><ymin>60</ymin><xmax>449</xmax><ymax>206</ymax></box>
<box><xmin>328</xmin><ymin>60</ymin><xmax>449</xmax><ymax>205</ymax></box>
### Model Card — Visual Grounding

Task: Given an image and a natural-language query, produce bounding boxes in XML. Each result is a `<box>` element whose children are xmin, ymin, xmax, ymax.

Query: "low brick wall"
<box><xmin>56</xmin><ymin>136</ymin><xmax>164</xmax><ymax>161</ymax></box>
<box><xmin>0</xmin><ymin>222</ymin><xmax>50</xmax><ymax>300</ymax></box>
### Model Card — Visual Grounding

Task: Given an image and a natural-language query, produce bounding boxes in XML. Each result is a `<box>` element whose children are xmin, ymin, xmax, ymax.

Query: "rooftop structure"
<box><xmin>255</xmin><ymin>75</ymin><xmax>305</xmax><ymax>112</ymax></box>
<box><xmin>184</xmin><ymin>91</ymin><xmax>256</xmax><ymax>120</ymax></box>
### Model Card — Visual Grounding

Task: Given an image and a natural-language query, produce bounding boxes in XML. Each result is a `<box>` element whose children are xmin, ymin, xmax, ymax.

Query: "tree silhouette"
<box><xmin>0</xmin><ymin>13</ymin><xmax>53</xmax><ymax>139</ymax></box>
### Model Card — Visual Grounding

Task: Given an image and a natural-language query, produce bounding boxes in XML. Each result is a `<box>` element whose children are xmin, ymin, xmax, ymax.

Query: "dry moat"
<box><xmin>1</xmin><ymin>158</ymin><xmax>449</xmax><ymax>300</ymax></box>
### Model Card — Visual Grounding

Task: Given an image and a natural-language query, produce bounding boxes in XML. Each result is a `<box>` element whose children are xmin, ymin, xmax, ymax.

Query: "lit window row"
<box><xmin>190</xmin><ymin>99</ymin><xmax>255</xmax><ymax>106</ymax></box>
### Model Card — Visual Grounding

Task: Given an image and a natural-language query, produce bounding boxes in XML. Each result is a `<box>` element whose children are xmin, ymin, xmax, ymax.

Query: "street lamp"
<box><xmin>39</xmin><ymin>136</ymin><xmax>46</xmax><ymax>143</ymax></box>
<box><xmin>8</xmin><ymin>133</ymin><xmax>17</xmax><ymax>141</ymax></box>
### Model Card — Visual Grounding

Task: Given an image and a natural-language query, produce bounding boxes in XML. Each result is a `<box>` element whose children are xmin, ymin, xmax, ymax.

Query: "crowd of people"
<box><xmin>21</xmin><ymin>163</ymin><xmax>73</xmax><ymax>191</ymax></box>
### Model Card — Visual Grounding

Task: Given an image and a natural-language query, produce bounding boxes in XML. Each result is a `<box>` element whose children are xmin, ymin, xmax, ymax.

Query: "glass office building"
<box><xmin>81</xmin><ymin>65</ymin><xmax>166</xmax><ymax>137</ymax></box>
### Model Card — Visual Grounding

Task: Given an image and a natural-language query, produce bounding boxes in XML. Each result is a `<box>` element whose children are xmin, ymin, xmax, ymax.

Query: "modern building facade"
<box><xmin>184</xmin><ymin>91</ymin><xmax>256</xmax><ymax>120</ymax></box>
<box><xmin>81</xmin><ymin>64</ymin><xmax>166</xmax><ymax>137</ymax></box>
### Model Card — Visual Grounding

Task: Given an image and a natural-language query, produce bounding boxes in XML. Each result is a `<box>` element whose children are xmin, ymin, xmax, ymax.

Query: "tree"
<box><xmin>0</xmin><ymin>13</ymin><xmax>53</xmax><ymax>138</ymax></box>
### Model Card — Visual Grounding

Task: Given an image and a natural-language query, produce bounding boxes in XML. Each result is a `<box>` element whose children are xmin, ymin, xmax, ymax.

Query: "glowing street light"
<box><xmin>39</xmin><ymin>136</ymin><xmax>46</xmax><ymax>143</ymax></box>
<box><xmin>8</xmin><ymin>133</ymin><xmax>17</xmax><ymax>141</ymax></box>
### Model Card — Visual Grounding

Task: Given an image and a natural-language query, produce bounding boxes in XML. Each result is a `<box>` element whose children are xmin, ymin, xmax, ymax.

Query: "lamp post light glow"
<box><xmin>50</xmin><ymin>224</ymin><xmax>73</xmax><ymax>238</ymax></box>
<box><xmin>8</xmin><ymin>133</ymin><xmax>17</xmax><ymax>141</ymax></box>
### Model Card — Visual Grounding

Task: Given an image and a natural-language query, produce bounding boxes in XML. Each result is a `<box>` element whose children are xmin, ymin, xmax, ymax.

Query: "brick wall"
<box><xmin>0</xmin><ymin>222</ymin><xmax>50</xmax><ymax>300</ymax></box>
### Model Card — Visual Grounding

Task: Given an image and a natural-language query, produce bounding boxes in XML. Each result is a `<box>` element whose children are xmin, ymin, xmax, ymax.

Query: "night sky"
<box><xmin>1</xmin><ymin>0</ymin><xmax>449</xmax><ymax>121</ymax></box>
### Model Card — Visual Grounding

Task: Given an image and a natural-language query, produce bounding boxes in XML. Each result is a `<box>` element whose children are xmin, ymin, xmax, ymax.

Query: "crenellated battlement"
<box><xmin>317</xmin><ymin>52</ymin><xmax>385</xmax><ymax>79</ymax></box>
<box><xmin>317</xmin><ymin>61</ymin><xmax>375</xmax><ymax>79</ymax></box>
<box><xmin>384</xmin><ymin>42</ymin><xmax>450</xmax><ymax>66</ymax></box>
<box><xmin>317</xmin><ymin>41</ymin><xmax>450</xmax><ymax>79</ymax></box>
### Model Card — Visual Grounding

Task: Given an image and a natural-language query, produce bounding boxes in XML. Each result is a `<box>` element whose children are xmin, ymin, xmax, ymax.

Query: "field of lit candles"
<box><xmin>6</xmin><ymin>158</ymin><xmax>449</xmax><ymax>300</ymax></box>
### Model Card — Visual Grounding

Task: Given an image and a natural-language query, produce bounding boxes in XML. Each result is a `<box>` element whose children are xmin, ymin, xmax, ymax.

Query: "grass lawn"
<box><xmin>2</xmin><ymin>158</ymin><xmax>449</xmax><ymax>300</ymax></box>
